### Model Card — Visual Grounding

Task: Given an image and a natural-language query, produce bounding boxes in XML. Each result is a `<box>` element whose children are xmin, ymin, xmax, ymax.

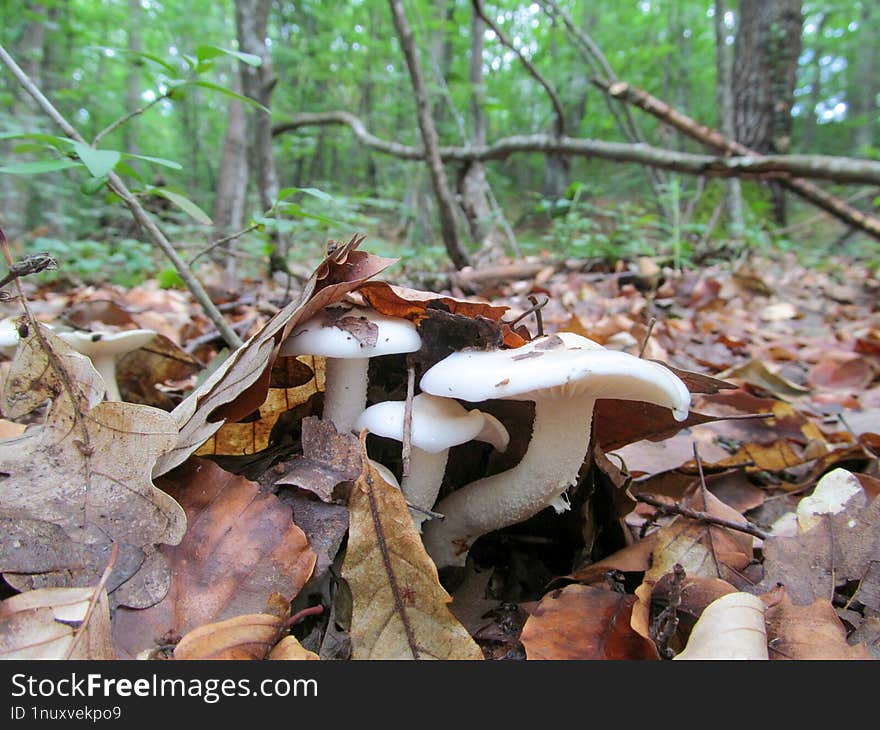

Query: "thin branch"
<box><xmin>0</xmin><ymin>43</ymin><xmax>243</xmax><ymax>349</ymax></box>
<box><xmin>189</xmin><ymin>223</ymin><xmax>260</xmax><ymax>266</ymax></box>
<box><xmin>92</xmin><ymin>92</ymin><xmax>169</xmax><ymax>147</ymax></box>
<box><xmin>272</xmin><ymin>112</ymin><xmax>880</xmax><ymax>188</ymax></box>
<box><xmin>473</xmin><ymin>0</ymin><xmax>566</xmax><ymax>137</ymax></box>
<box><xmin>635</xmin><ymin>492</ymin><xmax>769</xmax><ymax>540</ymax></box>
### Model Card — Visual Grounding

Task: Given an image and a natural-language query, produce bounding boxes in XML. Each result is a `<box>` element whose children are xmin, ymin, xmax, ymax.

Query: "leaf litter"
<box><xmin>1</xmin><ymin>240</ymin><xmax>878</xmax><ymax>660</ymax></box>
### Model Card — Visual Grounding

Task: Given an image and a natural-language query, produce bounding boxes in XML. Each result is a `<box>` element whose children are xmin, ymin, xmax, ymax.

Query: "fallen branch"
<box><xmin>596</xmin><ymin>79</ymin><xmax>880</xmax><ymax>241</ymax></box>
<box><xmin>273</xmin><ymin>111</ymin><xmax>880</xmax><ymax>188</ymax></box>
<box><xmin>635</xmin><ymin>492</ymin><xmax>769</xmax><ymax>540</ymax></box>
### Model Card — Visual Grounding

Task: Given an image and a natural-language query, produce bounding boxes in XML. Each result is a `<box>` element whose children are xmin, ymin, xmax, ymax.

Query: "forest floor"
<box><xmin>1</xmin><ymin>242</ymin><xmax>878</xmax><ymax>660</ymax></box>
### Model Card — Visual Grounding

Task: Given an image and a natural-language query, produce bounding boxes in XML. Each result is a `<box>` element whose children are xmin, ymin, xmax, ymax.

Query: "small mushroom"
<box><xmin>0</xmin><ymin>319</ymin><xmax>19</xmax><ymax>359</ymax></box>
<box><xmin>279</xmin><ymin>306</ymin><xmax>422</xmax><ymax>433</ymax></box>
<box><xmin>418</xmin><ymin>332</ymin><xmax>691</xmax><ymax>568</ymax></box>
<box><xmin>57</xmin><ymin>329</ymin><xmax>157</xmax><ymax>401</ymax></box>
<box><xmin>355</xmin><ymin>393</ymin><xmax>509</xmax><ymax>530</ymax></box>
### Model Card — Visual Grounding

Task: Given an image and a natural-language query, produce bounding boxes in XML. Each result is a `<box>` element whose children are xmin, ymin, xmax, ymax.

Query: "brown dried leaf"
<box><xmin>0</xmin><ymin>586</ymin><xmax>115</xmax><ymax>659</ymax></box>
<box><xmin>116</xmin><ymin>332</ymin><xmax>202</xmax><ymax>408</ymax></box>
<box><xmin>154</xmin><ymin>236</ymin><xmax>397</xmax><ymax>477</ymax></box>
<box><xmin>275</xmin><ymin>416</ymin><xmax>362</xmax><ymax>502</ymax></box>
<box><xmin>357</xmin><ymin>281</ymin><xmax>509</xmax><ymax>324</ymax></box>
<box><xmin>520</xmin><ymin>585</ymin><xmax>658</xmax><ymax>660</ymax></box>
<box><xmin>0</xmin><ymin>326</ymin><xmax>185</xmax><ymax>606</ymax></box>
<box><xmin>174</xmin><ymin>613</ymin><xmax>286</xmax><ymax>660</ymax></box>
<box><xmin>342</xmin><ymin>445</ymin><xmax>483</xmax><ymax>660</ymax></box>
<box><xmin>756</xmin><ymin>492</ymin><xmax>880</xmax><ymax>607</ymax></box>
<box><xmin>715</xmin><ymin>359</ymin><xmax>810</xmax><ymax>399</ymax></box>
<box><xmin>111</xmin><ymin>458</ymin><xmax>316</xmax><ymax>659</ymax></box>
<box><xmin>268</xmin><ymin>635</ymin><xmax>320</xmax><ymax>660</ymax></box>
<box><xmin>673</xmin><ymin>592</ymin><xmax>768</xmax><ymax>660</ymax></box>
<box><xmin>763</xmin><ymin>587</ymin><xmax>872</xmax><ymax>660</ymax></box>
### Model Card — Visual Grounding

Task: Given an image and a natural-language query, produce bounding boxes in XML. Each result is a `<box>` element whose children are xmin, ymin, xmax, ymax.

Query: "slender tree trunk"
<box><xmin>851</xmin><ymin>2</ymin><xmax>878</xmax><ymax>152</ymax></box>
<box><xmin>124</xmin><ymin>0</ymin><xmax>142</xmax><ymax>156</ymax></box>
<box><xmin>733</xmin><ymin>0</ymin><xmax>803</xmax><ymax>225</ymax></box>
<box><xmin>389</xmin><ymin>0</ymin><xmax>470</xmax><ymax>269</ymax></box>
<box><xmin>235</xmin><ymin>0</ymin><xmax>282</xmax><ymax>253</ymax></box>
<box><xmin>212</xmin><ymin>71</ymin><xmax>249</xmax><ymax>282</ymax></box>
<box><xmin>714</xmin><ymin>0</ymin><xmax>744</xmax><ymax>239</ymax></box>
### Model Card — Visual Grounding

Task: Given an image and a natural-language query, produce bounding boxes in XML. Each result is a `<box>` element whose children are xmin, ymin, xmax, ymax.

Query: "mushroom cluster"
<box><xmin>281</xmin><ymin>305</ymin><xmax>691</xmax><ymax>571</ymax></box>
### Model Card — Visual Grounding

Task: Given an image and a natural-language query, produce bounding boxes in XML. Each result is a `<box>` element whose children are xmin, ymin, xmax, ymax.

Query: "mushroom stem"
<box><xmin>322</xmin><ymin>357</ymin><xmax>370</xmax><ymax>433</ymax></box>
<box><xmin>423</xmin><ymin>394</ymin><xmax>596</xmax><ymax>568</ymax></box>
<box><xmin>93</xmin><ymin>359</ymin><xmax>122</xmax><ymax>402</ymax></box>
<box><xmin>401</xmin><ymin>447</ymin><xmax>450</xmax><ymax>531</ymax></box>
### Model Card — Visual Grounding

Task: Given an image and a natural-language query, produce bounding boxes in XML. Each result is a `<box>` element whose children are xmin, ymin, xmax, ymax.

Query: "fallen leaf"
<box><xmin>342</xmin><ymin>445</ymin><xmax>483</xmax><ymax>660</ymax></box>
<box><xmin>0</xmin><ymin>585</ymin><xmax>115</xmax><ymax>659</ymax></box>
<box><xmin>520</xmin><ymin>584</ymin><xmax>658</xmax><ymax>660</ymax></box>
<box><xmin>268</xmin><ymin>635</ymin><xmax>320</xmax><ymax>660</ymax></box>
<box><xmin>673</xmin><ymin>592</ymin><xmax>767</xmax><ymax>660</ymax></box>
<box><xmin>0</xmin><ymin>325</ymin><xmax>185</xmax><ymax>606</ymax></box>
<box><xmin>111</xmin><ymin>458</ymin><xmax>316</xmax><ymax>659</ymax></box>
<box><xmin>796</xmin><ymin>468</ymin><xmax>865</xmax><ymax>533</ymax></box>
<box><xmin>763</xmin><ymin>587</ymin><xmax>872</xmax><ymax>660</ymax></box>
<box><xmin>357</xmin><ymin>281</ymin><xmax>509</xmax><ymax>324</ymax></box>
<box><xmin>154</xmin><ymin>235</ymin><xmax>397</xmax><ymax>477</ymax></box>
<box><xmin>716</xmin><ymin>359</ymin><xmax>811</xmax><ymax>399</ymax></box>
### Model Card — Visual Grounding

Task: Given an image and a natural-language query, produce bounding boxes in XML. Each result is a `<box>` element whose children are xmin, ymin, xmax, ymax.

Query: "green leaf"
<box><xmin>185</xmin><ymin>81</ymin><xmax>269</xmax><ymax>113</ymax></box>
<box><xmin>156</xmin><ymin>267</ymin><xmax>186</xmax><ymax>289</ymax></box>
<box><xmin>0</xmin><ymin>159</ymin><xmax>82</xmax><ymax>175</ymax></box>
<box><xmin>275</xmin><ymin>186</ymin><xmax>334</xmax><ymax>206</ymax></box>
<box><xmin>195</xmin><ymin>45</ymin><xmax>262</xmax><ymax>67</ymax></box>
<box><xmin>71</xmin><ymin>142</ymin><xmax>121</xmax><ymax>177</ymax></box>
<box><xmin>150</xmin><ymin>188</ymin><xmax>212</xmax><ymax>225</ymax></box>
<box><xmin>123</xmin><ymin>153</ymin><xmax>183</xmax><ymax>170</ymax></box>
<box><xmin>90</xmin><ymin>47</ymin><xmax>180</xmax><ymax>75</ymax></box>
<box><xmin>80</xmin><ymin>175</ymin><xmax>108</xmax><ymax>195</ymax></box>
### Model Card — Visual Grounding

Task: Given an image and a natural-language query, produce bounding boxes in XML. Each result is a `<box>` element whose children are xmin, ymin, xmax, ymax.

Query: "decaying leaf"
<box><xmin>796</xmin><ymin>468</ymin><xmax>865</xmax><ymax>533</ymax></box>
<box><xmin>0</xmin><ymin>585</ymin><xmax>115</xmax><ymax>659</ymax></box>
<box><xmin>0</xmin><ymin>325</ymin><xmax>185</xmax><ymax>607</ymax></box>
<box><xmin>174</xmin><ymin>607</ymin><xmax>288</xmax><ymax>660</ymax></box>
<box><xmin>268</xmin><ymin>635</ymin><xmax>320</xmax><ymax>660</ymax></box>
<box><xmin>111</xmin><ymin>458</ymin><xmax>316</xmax><ymax>659</ymax></box>
<box><xmin>763</xmin><ymin>587</ymin><xmax>872</xmax><ymax>660</ymax></box>
<box><xmin>520</xmin><ymin>584</ymin><xmax>658</xmax><ymax>660</ymax></box>
<box><xmin>357</xmin><ymin>281</ymin><xmax>509</xmax><ymax>324</ymax></box>
<box><xmin>154</xmin><ymin>235</ymin><xmax>397</xmax><ymax>477</ymax></box>
<box><xmin>342</xmin><ymin>445</ymin><xmax>483</xmax><ymax>660</ymax></box>
<box><xmin>756</xmin><ymin>492</ymin><xmax>880</xmax><ymax>606</ymax></box>
<box><xmin>674</xmin><ymin>592</ymin><xmax>768</xmax><ymax>660</ymax></box>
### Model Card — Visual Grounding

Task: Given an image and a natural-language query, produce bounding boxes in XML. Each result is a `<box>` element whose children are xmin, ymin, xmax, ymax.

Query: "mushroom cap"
<box><xmin>280</xmin><ymin>306</ymin><xmax>421</xmax><ymax>359</ymax></box>
<box><xmin>355</xmin><ymin>393</ymin><xmax>509</xmax><ymax>454</ymax></box>
<box><xmin>0</xmin><ymin>318</ymin><xmax>19</xmax><ymax>355</ymax></box>
<box><xmin>57</xmin><ymin>328</ymin><xmax>157</xmax><ymax>358</ymax></box>
<box><xmin>420</xmin><ymin>331</ymin><xmax>690</xmax><ymax>421</ymax></box>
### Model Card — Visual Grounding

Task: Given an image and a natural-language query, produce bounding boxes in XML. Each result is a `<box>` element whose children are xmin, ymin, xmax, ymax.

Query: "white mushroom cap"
<box><xmin>355</xmin><ymin>393</ymin><xmax>509</xmax><ymax>453</ymax></box>
<box><xmin>420</xmin><ymin>331</ymin><xmax>690</xmax><ymax>420</ymax></box>
<box><xmin>280</xmin><ymin>306</ymin><xmax>422</xmax><ymax>359</ymax></box>
<box><xmin>0</xmin><ymin>318</ymin><xmax>20</xmax><ymax>358</ymax></box>
<box><xmin>57</xmin><ymin>329</ymin><xmax>157</xmax><ymax>358</ymax></box>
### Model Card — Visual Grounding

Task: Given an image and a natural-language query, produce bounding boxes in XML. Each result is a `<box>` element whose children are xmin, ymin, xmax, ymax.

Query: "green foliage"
<box><xmin>26</xmin><ymin>236</ymin><xmax>157</xmax><ymax>287</ymax></box>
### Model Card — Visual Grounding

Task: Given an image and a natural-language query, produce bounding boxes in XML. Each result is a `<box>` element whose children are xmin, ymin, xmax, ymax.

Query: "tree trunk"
<box><xmin>124</xmin><ymin>0</ymin><xmax>142</xmax><ymax>156</ymax></box>
<box><xmin>851</xmin><ymin>2</ymin><xmax>878</xmax><ymax>152</ymax></box>
<box><xmin>800</xmin><ymin>13</ymin><xmax>827</xmax><ymax>151</ymax></box>
<box><xmin>714</xmin><ymin>0</ymin><xmax>744</xmax><ymax>239</ymax></box>
<box><xmin>388</xmin><ymin>0</ymin><xmax>470</xmax><ymax>269</ymax></box>
<box><xmin>235</xmin><ymin>0</ymin><xmax>282</xmax><ymax>253</ymax></box>
<box><xmin>733</xmin><ymin>0</ymin><xmax>803</xmax><ymax>225</ymax></box>
<box><xmin>212</xmin><ymin>71</ymin><xmax>249</xmax><ymax>282</ymax></box>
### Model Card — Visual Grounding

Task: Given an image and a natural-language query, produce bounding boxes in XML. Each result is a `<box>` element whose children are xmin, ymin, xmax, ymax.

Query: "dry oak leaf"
<box><xmin>174</xmin><ymin>613</ymin><xmax>287</xmax><ymax>660</ymax></box>
<box><xmin>268</xmin><ymin>635</ymin><xmax>320</xmax><ymax>660</ymax></box>
<box><xmin>154</xmin><ymin>234</ymin><xmax>397</xmax><ymax>478</ymax></box>
<box><xmin>520</xmin><ymin>584</ymin><xmax>658</xmax><ymax>660</ymax></box>
<box><xmin>0</xmin><ymin>585</ymin><xmax>115</xmax><ymax>659</ymax></box>
<box><xmin>111</xmin><ymin>458</ymin><xmax>316</xmax><ymax>659</ymax></box>
<box><xmin>0</xmin><ymin>326</ymin><xmax>185</xmax><ymax>607</ymax></box>
<box><xmin>763</xmin><ymin>587</ymin><xmax>872</xmax><ymax>660</ymax></box>
<box><xmin>673</xmin><ymin>592</ymin><xmax>768</xmax><ymax>660</ymax></box>
<box><xmin>357</xmin><ymin>281</ymin><xmax>509</xmax><ymax>324</ymax></box>
<box><xmin>342</xmin><ymin>449</ymin><xmax>483</xmax><ymax>660</ymax></box>
<box><xmin>645</xmin><ymin>489</ymin><xmax>754</xmax><ymax>586</ymax></box>
<box><xmin>755</xmin><ymin>491</ymin><xmax>880</xmax><ymax>607</ymax></box>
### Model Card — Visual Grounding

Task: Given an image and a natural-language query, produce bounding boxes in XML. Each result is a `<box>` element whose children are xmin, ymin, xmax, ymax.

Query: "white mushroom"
<box><xmin>355</xmin><ymin>393</ymin><xmax>509</xmax><ymax>530</ymax></box>
<box><xmin>279</xmin><ymin>306</ymin><xmax>422</xmax><ymax>433</ymax></box>
<box><xmin>57</xmin><ymin>329</ymin><xmax>157</xmax><ymax>401</ymax></box>
<box><xmin>419</xmin><ymin>332</ymin><xmax>691</xmax><ymax>568</ymax></box>
<box><xmin>0</xmin><ymin>318</ymin><xmax>19</xmax><ymax>359</ymax></box>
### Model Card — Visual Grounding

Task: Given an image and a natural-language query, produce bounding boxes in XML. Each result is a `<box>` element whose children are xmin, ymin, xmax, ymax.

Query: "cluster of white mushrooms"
<box><xmin>281</xmin><ymin>303</ymin><xmax>692</xmax><ymax>570</ymax></box>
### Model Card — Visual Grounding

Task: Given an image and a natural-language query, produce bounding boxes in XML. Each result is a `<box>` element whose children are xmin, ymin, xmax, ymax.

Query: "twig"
<box><xmin>405</xmin><ymin>501</ymin><xmax>444</xmax><ymax>521</ymax></box>
<box><xmin>638</xmin><ymin>317</ymin><xmax>656</xmax><ymax>358</ymax></box>
<box><xmin>508</xmin><ymin>294</ymin><xmax>549</xmax><ymax>334</ymax></box>
<box><xmin>284</xmin><ymin>604</ymin><xmax>325</xmax><ymax>628</ymax></box>
<box><xmin>401</xmin><ymin>355</ymin><xmax>416</xmax><ymax>477</ymax></box>
<box><xmin>92</xmin><ymin>92</ymin><xmax>170</xmax><ymax>147</ymax></box>
<box><xmin>64</xmin><ymin>542</ymin><xmax>119</xmax><ymax>660</ymax></box>
<box><xmin>189</xmin><ymin>223</ymin><xmax>261</xmax><ymax>266</ymax></box>
<box><xmin>635</xmin><ymin>492</ymin><xmax>769</xmax><ymax>540</ymax></box>
<box><xmin>650</xmin><ymin>563</ymin><xmax>684</xmax><ymax>659</ymax></box>
<box><xmin>473</xmin><ymin>0</ymin><xmax>566</xmax><ymax>137</ymax></box>
<box><xmin>693</xmin><ymin>443</ymin><xmax>721</xmax><ymax>578</ymax></box>
<box><xmin>0</xmin><ymin>43</ymin><xmax>243</xmax><ymax>349</ymax></box>
<box><xmin>0</xmin><ymin>251</ymin><xmax>58</xmax><ymax>289</ymax></box>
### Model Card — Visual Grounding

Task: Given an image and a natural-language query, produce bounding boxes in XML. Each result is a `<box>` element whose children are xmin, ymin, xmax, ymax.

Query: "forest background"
<box><xmin>1</xmin><ymin>0</ymin><xmax>878</xmax><ymax>290</ymax></box>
